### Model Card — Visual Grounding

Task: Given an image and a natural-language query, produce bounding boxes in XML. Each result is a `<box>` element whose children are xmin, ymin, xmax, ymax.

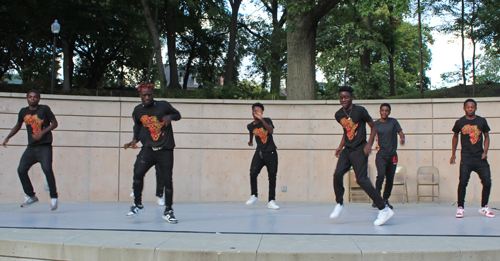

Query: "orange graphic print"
<box><xmin>253</xmin><ymin>128</ymin><xmax>268</xmax><ymax>144</ymax></box>
<box><xmin>140</xmin><ymin>115</ymin><xmax>164</xmax><ymax>141</ymax></box>
<box><xmin>340</xmin><ymin>118</ymin><xmax>358</xmax><ymax>140</ymax></box>
<box><xmin>462</xmin><ymin>124</ymin><xmax>481</xmax><ymax>144</ymax></box>
<box><xmin>24</xmin><ymin>115</ymin><xmax>44</xmax><ymax>134</ymax></box>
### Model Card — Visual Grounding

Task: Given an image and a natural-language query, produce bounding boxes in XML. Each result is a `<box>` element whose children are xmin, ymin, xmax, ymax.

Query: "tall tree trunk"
<box><xmin>286</xmin><ymin>0</ymin><xmax>340</xmax><ymax>100</ymax></box>
<box><xmin>388</xmin><ymin>5</ymin><xmax>395</xmax><ymax>96</ymax></box>
<box><xmin>166</xmin><ymin>1</ymin><xmax>181</xmax><ymax>90</ymax></box>
<box><xmin>268</xmin><ymin>0</ymin><xmax>285</xmax><ymax>95</ymax></box>
<box><xmin>61</xmin><ymin>38</ymin><xmax>74</xmax><ymax>93</ymax></box>
<box><xmin>471</xmin><ymin>0</ymin><xmax>477</xmax><ymax>97</ymax></box>
<box><xmin>224</xmin><ymin>0</ymin><xmax>242</xmax><ymax>86</ymax></box>
<box><xmin>360</xmin><ymin>16</ymin><xmax>372</xmax><ymax>72</ymax></box>
<box><xmin>418</xmin><ymin>0</ymin><xmax>424</xmax><ymax>98</ymax></box>
<box><xmin>461</xmin><ymin>0</ymin><xmax>467</xmax><ymax>91</ymax></box>
<box><xmin>146</xmin><ymin>50</ymin><xmax>155</xmax><ymax>82</ymax></box>
<box><xmin>140</xmin><ymin>0</ymin><xmax>167</xmax><ymax>92</ymax></box>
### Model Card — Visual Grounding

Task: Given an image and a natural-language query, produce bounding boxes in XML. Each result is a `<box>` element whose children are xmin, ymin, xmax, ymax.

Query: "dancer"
<box><xmin>130</xmin><ymin>126</ymin><xmax>166</xmax><ymax>206</ymax></box>
<box><xmin>451</xmin><ymin>98</ymin><xmax>494</xmax><ymax>218</ymax></box>
<box><xmin>2</xmin><ymin>90</ymin><xmax>59</xmax><ymax>210</ymax></box>
<box><xmin>245</xmin><ymin>102</ymin><xmax>280</xmax><ymax>210</ymax></box>
<box><xmin>124</xmin><ymin>83</ymin><xmax>181</xmax><ymax>223</ymax></box>
<box><xmin>329</xmin><ymin>86</ymin><xmax>394</xmax><ymax>226</ymax></box>
<box><xmin>373</xmin><ymin>103</ymin><xmax>405</xmax><ymax>209</ymax></box>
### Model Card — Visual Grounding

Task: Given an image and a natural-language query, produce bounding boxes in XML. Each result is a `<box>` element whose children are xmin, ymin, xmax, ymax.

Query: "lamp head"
<box><xmin>51</xmin><ymin>20</ymin><xmax>60</xmax><ymax>34</ymax></box>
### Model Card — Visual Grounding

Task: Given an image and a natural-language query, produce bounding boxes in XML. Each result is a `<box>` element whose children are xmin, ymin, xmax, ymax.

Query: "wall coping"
<box><xmin>1</xmin><ymin>92</ymin><xmax>496</xmax><ymax>105</ymax></box>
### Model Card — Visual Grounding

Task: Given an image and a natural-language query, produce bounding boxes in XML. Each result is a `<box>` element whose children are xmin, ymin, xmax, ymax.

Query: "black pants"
<box><xmin>134</xmin><ymin>148</ymin><xmax>165</xmax><ymax>197</ymax></box>
<box><xmin>458</xmin><ymin>157</ymin><xmax>491</xmax><ymax>208</ymax></box>
<box><xmin>249</xmin><ymin>150</ymin><xmax>278</xmax><ymax>201</ymax></box>
<box><xmin>133</xmin><ymin>148</ymin><xmax>174</xmax><ymax>209</ymax></box>
<box><xmin>17</xmin><ymin>145</ymin><xmax>58</xmax><ymax>198</ymax></box>
<box><xmin>333</xmin><ymin>146</ymin><xmax>385</xmax><ymax>210</ymax></box>
<box><xmin>375</xmin><ymin>154</ymin><xmax>398</xmax><ymax>200</ymax></box>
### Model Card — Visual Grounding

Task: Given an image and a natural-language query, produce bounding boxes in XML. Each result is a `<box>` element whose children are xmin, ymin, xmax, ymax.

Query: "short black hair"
<box><xmin>252</xmin><ymin>102</ymin><xmax>264</xmax><ymax>111</ymax></box>
<box><xmin>27</xmin><ymin>90</ymin><xmax>40</xmax><ymax>98</ymax></box>
<box><xmin>380</xmin><ymin>103</ymin><xmax>391</xmax><ymax>110</ymax></box>
<box><xmin>464</xmin><ymin>98</ymin><xmax>477</xmax><ymax>107</ymax></box>
<box><xmin>338</xmin><ymin>85</ymin><xmax>354</xmax><ymax>94</ymax></box>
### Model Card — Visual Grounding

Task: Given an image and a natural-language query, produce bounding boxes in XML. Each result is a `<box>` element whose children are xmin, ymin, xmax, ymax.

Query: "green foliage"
<box><xmin>316</xmin><ymin>2</ymin><xmax>433</xmax><ymax>100</ymax></box>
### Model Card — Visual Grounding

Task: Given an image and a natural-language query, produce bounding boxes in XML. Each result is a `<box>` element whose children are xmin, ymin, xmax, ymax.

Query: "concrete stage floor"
<box><xmin>0</xmin><ymin>201</ymin><xmax>498</xmax><ymax>236</ymax></box>
<box><xmin>1</xmin><ymin>201</ymin><xmax>500</xmax><ymax>261</ymax></box>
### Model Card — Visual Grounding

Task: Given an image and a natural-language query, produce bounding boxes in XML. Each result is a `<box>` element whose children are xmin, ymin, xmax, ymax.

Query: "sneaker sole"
<box><xmin>374</xmin><ymin>211</ymin><xmax>395</xmax><ymax>226</ymax></box>
<box><xmin>268</xmin><ymin>206</ymin><xmax>280</xmax><ymax>210</ymax></box>
<box><xmin>330</xmin><ymin>208</ymin><xmax>344</xmax><ymax>219</ymax></box>
<box><xmin>162</xmin><ymin>216</ymin><xmax>178</xmax><ymax>223</ymax></box>
<box><xmin>20</xmin><ymin>201</ymin><xmax>39</xmax><ymax>208</ymax></box>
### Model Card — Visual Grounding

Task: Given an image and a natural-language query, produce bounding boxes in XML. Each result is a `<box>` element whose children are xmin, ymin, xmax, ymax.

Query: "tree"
<box><xmin>224</xmin><ymin>0</ymin><xmax>243</xmax><ymax>86</ymax></box>
<box><xmin>140</xmin><ymin>0</ymin><xmax>167</xmax><ymax>91</ymax></box>
<box><xmin>285</xmin><ymin>0</ymin><xmax>341</xmax><ymax>100</ymax></box>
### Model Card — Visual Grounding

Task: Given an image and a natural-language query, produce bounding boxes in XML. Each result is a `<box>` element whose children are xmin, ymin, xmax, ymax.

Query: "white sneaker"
<box><xmin>157</xmin><ymin>197</ymin><xmax>165</xmax><ymax>206</ymax></box>
<box><xmin>245</xmin><ymin>195</ymin><xmax>258</xmax><ymax>205</ymax></box>
<box><xmin>268</xmin><ymin>200</ymin><xmax>280</xmax><ymax>209</ymax></box>
<box><xmin>374</xmin><ymin>206</ymin><xmax>394</xmax><ymax>226</ymax></box>
<box><xmin>130</xmin><ymin>192</ymin><xmax>134</xmax><ymax>198</ymax></box>
<box><xmin>50</xmin><ymin>198</ymin><xmax>58</xmax><ymax>211</ymax></box>
<box><xmin>330</xmin><ymin>203</ymin><xmax>344</xmax><ymax>219</ymax></box>
<box><xmin>456</xmin><ymin>207</ymin><xmax>464</xmax><ymax>218</ymax></box>
<box><xmin>479</xmin><ymin>206</ymin><xmax>495</xmax><ymax>218</ymax></box>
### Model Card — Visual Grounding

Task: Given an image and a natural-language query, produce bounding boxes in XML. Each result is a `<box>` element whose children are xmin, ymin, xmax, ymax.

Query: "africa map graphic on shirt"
<box><xmin>462</xmin><ymin>124</ymin><xmax>481</xmax><ymax>144</ymax></box>
<box><xmin>340</xmin><ymin>118</ymin><xmax>358</xmax><ymax>140</ymax></box>
<box><xmin>253</xmin><ymin>128</ymin><xmax>268</xmax><ymax>144</ymax></box>
<box><xmin>140</xmin><ymin>115</ymin><xmax>164</xmax><ymax>141</ymax></box>
<box><xmin>24</xmin><ymin>115</ymin><xmax>43</xmax><ymax>134</ymax></box>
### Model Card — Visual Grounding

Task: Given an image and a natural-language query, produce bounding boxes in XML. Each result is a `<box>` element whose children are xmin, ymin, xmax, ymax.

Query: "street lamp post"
<box><xmin>51</xmin><ymin>20</ymin><xmax>60</xmax><ymax>94</ymax></box>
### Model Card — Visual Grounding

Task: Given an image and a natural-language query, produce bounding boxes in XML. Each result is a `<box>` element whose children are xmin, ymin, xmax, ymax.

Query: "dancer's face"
<box><xmin>27</xmin><ymin>92</ymin><xmax>40</xmax><ymax>107</ymax></box>
<box><xmin>339</xmin><ymin>91</ymin><xmax>353</xmax><ymax>109</ymax></box>
<box><xmin>464</xmin><ymin>101</ymin><xmax>476</xmax><ymax>117</ymax></box>
<box><xmin>140</xmin><ymin>89</ymin><xmax>154</xmax><ymax>106</ymax></box>
<box><xmin>380</xmin><ymin>106</ymin><xmax>391</xmax><ymax>120</ymax></box>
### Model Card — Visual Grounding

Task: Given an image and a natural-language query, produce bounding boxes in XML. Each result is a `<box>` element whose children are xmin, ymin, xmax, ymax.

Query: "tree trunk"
<box><xmin>61</xmin><ymin>38</ymin><xmax>74</xmax><ymax>93</ymax></box>
<box><xmin>146</xmin><ymin>50</ymin><xmax>155</xmax><ymax>82</ymax></box>
<box><xmin>140</xmin><ymin>0</ymin><xmax>167</xmax><ymax>91</ymax></box>
<box><xmin>224</xmin><ymin>0</ymin><xmax>242</xmax><ymax>86</ymax></box>
<box><xmin>471</xmin><ymin>0</ymin><xmax>477</xmax><ymax>97</ymax></box>
<box><xmin>166</xmin><ymin>1</ymin><xmax>181</xmax><ymax>90</ymax></box>
<box><xmin>360</xmin><ymin>16</ymin><xmax>372</xmax><ymax>72</ymax></box>
<box><xmin>461</xmin><ymin>0</ymin><xmax>467</xmax><ymax>91</ymax></box>
<box><xmin>287</xmin><ymin>13</ymin><xmax>317</xmax><ymax>100</ymax></box>
<box><xmin>418</xmin><ymin>0</ymin><xmax>424</xmax><ymax>98</ymax></box>
<box><xmin>286</xmin><ymin>0</ymin><xmax>339</xmax><ymax>100</ymax></box>
<box><xmin>388</xmin><ymin>5</ymin><xmax>395</xmax><ymax>96</ymax></box>
<box><xmin>269</xmin><ymin>0</ymin><xmax>284</xmax><ymax>95</ymax></box>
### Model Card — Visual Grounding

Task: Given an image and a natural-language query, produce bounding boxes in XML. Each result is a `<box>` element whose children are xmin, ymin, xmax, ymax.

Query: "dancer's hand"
<box><xmin>363</xmin><ymin>143</ymin><xmax>372</xmax><ymax>156</ymax></box>
<box><xmin>2</xmin><ymin>138</ymin><xmax>8</xmax><ymax>148</ymax></box>
<box><xmin>450</xmin><ymin>154</ymin><xmax>456</xmax><ymax>165</ymax></box>
<box><xmin>335</xmin><ymin>147</ymin><xmax>342</xmax><ymax>158</ymax></box>
<box><xmin>124</xmin><ymin>140</ymin><xmax>138</xmax><ymax>149</ymax></box>
<box><xmin>248</xmin><ymin>141</ymin><xmax>253</xmax><ymax>147</ymax></box>
<box><xmin>481</xmin><ymin>152</ymin><xmax>487</xmax><ymax>160</ymax></box>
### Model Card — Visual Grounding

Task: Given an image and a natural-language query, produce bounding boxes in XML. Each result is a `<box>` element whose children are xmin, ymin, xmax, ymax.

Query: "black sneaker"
<box><xmin>162</xmin><ymin>209</ymin><xmax>178</xmax><ymax>223</ymax></box>
<box><xmin>126</xmin><ymin>204</ymin><xmax>144</xmax><ymax>217</ymax></box>
<box><xmin>385</xmin><ymin>200</ymin><xmax>393</xmax><ymax>209</ymax></box>
<box><xmin>21</xmin><ymin>195</ymin><xmax>39</xmax><ymax>207</ymax></box>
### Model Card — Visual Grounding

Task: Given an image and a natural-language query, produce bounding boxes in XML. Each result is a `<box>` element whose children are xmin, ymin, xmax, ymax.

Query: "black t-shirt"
<box><xmin>247</xmin><ymin>118</ymin><xmax>277</xmax><ymax>152</ymax></box>
<box><xmin>17</xmin><ymin>105</ymin><xmax>56</xmax><ymax>147</ymax></box>
<box><xmin>132</xmin><ymin>100</ymin><xmax>181</xmax><ymax>149</ymax></box>
<box><xmin>452</xmin><ymin>115</ymin><xmax>490</xmax><ymax>158</ymax></box>
<box><xmin>335</xmin><ymin>104</ymin><xmax>372</xmax><ymax>149</ymax></box>
<box><xmin>375</xmin><ymin>118</ymin><xmax>402</xmax><ymax>155</ymax></box>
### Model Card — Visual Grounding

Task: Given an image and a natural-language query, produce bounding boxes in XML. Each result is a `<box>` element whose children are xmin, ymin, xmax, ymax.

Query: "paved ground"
<box><xmin>1</xmin><ymin>201</ymin><xmax>499</xmax><ymax>261</ymax></box>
